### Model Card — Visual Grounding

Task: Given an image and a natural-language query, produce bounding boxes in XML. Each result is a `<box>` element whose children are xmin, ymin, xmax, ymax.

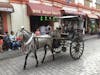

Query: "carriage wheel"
<box><xmin>70</xmin><ymin>40</ymin><xmax>84</xmax><ymax>60</ymax></box>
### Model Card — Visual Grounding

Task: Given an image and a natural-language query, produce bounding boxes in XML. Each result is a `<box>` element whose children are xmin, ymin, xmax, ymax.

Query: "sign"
<box><xmin>32</xmin><ymin>9</ymin><xmax>41</xmax><ymax>14</ymax></box>
<box><xmin>0</xmin><ymin>7</ymin><xmax>13</xmax><ymax>12</ymax></box>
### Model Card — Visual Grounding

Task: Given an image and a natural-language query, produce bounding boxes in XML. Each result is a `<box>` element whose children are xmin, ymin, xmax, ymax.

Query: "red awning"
<box><xmin>87</xmin><ymin>14</ymin><xmax>98</xmax><ymax>19</ymax></box>
<box><xmin>0</xmin><ymin>2</ymin><xmax>14</xmax><ymax>12</ymax></box>
<box><xmin>63</xmin><ymin>10</ymin><xmax>86</xmax><ymax>16</ymax></box>
<box><xmin>27</xmin><ymin>3</ymin><xmax>61</xmax><ymax>16</ymax></box>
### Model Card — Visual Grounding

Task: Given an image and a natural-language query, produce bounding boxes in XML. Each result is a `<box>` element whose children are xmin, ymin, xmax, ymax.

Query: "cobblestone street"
<box><xmin>0</xmin><ymin>38</ymin><xmax>100</xmax><ymax>75</ymax></box>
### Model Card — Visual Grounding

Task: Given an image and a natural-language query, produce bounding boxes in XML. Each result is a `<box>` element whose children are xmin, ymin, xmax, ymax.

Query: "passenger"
<box><xmin>35</xmin><ymin>28</ymin><xmax>41</xmax><ymax>36</ymax></box>
<box><xmin>40</xmin><ymin>25</ymin><xmax>46</xmax><ymax>35</ymax></box>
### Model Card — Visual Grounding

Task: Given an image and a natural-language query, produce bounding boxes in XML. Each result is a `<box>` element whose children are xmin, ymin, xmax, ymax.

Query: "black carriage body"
<box><xmin>53</xmin><ymin>16</ymin><xmax>84</xmax><ymax>59</ymax></box>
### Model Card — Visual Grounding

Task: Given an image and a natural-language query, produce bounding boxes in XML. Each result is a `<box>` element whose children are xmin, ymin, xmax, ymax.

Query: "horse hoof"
<box><xmin>35</xmin><ymin>64</ymin><xmax>38</xmax><ymax>67</ymax></box>
<box><xmin>23</xmin><ymin>66</ymin><xmax>26</xmax><ymax>70</ymax></box>
<box><xmin>41</xmin><ymin>60</ymin><xmax>44</xmax><ymax>64</ymax></box>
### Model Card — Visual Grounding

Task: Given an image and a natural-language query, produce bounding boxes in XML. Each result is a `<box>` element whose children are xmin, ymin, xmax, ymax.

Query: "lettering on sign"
<box><xmin>42</xmin><ymin>10</ymin><xmax>51</xmax><ymax>15</ymax></box>
<box><xmin>52</xmin><ymin>11</ymin><xmax>60</xmax><ymax>15</ymax></box>
<box><xmin>0</xmin><ymin>8</ymin><xmax>13</xmax><ymax>12</ymax></box>
<box><xmin>32</xmin><ymin>9</ymin><xmax>41</xmax><ymax>14</ymax></box>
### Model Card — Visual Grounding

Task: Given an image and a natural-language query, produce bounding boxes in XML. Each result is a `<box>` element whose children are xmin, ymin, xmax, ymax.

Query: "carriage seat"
<box><xmin>61</xmin><ymin>33</ymin><xmax>69</xmax><ymax>37</ymax></box>
<box><xmin>34</xmin><ymin>34</ymin><xmax>51</xmax><ymax>38</ymax></box>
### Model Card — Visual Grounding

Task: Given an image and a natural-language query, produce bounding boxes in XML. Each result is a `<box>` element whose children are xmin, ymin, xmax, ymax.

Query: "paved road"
<box><xmin>0</xmin><ymin>38</ymin><xmax>100</xmax><ymax>75</ymax></box>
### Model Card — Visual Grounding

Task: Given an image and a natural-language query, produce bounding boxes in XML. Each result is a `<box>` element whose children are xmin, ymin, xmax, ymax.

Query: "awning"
<box><xmin>87</xmin><ymin>14</ymin><xmax>98</xmax><ymax>19</ymax></box>
<box><xmin>27</xmin><ymin>3</ymin><xmax>61</xmax><ymax>16</ymax></box>
<box><xmin>61</xmin><ymin>10</ymin><xmax>86</xmax><ymax>16</ymax></box>
<box><xmin>0</xmin><ymin>2</ymin><xmax>14</xmax><ymax>12</ymax></box>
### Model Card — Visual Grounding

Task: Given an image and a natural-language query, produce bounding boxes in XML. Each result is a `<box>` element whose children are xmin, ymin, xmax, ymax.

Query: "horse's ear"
<box><xmin>21</xmin><ymin>26</ymin><xmax>24</xmax><ymax>29</ymax></box>
<box><xmin>20</xmin><ymin>26</ymin><xmax>24</xmax><ymax>32</ymax></box>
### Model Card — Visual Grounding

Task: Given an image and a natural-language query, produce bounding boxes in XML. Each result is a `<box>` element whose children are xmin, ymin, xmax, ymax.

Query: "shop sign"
<box><xmin>40</xmin><ymin>16</ymin><xmax>57</xmax><ymax>21</ymax></box>
<box><xmin>32</xmin><ymin>9</ymin><xmax>41</xmax><ymax>14</ymax></box>
<box><xmin>42</xmin><ymin>10</ymin><xmax>51</xmax><ymax>15</ymax></box>
<box><xmin>0</xmin><ymin>7</ymin><xmax>13</xmax><ymax>12</ymax></box>
<box><xmin>62</xmin><ymin>6</ymin><xmax>77</xmax><ymax>12</ymax></box>
<box><xmin>52</xmin><ymin>11</ymin><xmax>60</xmax><ymax>15</ymax></box>
<box><xmin>82</xmin><ymin>9</ymin><xmax>91</xmax><ymax>14</ymax></box>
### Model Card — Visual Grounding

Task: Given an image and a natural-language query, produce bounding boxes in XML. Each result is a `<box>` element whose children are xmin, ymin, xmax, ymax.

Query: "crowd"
<box><xmin>0</xmin><ymin>31</ymin><xmax>21</xmax><ymax>53</ymax></box>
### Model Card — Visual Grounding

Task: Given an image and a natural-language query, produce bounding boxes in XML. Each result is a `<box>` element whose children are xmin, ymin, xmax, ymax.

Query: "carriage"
<box><xmin>16</xmin><ymin>16</ymin><xmax>84</xmax><ymax>70</ymax></box>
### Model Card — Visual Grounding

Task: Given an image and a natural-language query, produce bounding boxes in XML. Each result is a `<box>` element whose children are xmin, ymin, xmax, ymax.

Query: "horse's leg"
<box><xmin>51</xmin><ymin>48</ymin><xmax>55</xmax><ymax>61</ymax></box>
<box><xmin>34</xmin><ymin>49</ymin><xmax>39</xmax><ymax>67</ymax></box>
<box><xmin>41</xmin><ymin>45</ymin><xmax>47</xmax><ymax>63</ymax></box>
<box><xmin>23</xmin><ymin>50</ymin><xmax>31</xmax><ymax>70</ymax></box>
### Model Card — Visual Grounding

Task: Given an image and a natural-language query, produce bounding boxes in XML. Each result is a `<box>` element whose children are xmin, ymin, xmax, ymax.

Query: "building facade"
<box><xmin>0</xmin><ymin>0</ymin><xmax>100</xmax><ymax>33</ymax></box>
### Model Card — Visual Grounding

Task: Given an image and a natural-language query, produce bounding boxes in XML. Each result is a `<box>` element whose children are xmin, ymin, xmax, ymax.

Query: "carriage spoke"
<box><xmin>70</xmin><ymin>41</ymin><xmax>84</xmax><ymax>59</ymax></box>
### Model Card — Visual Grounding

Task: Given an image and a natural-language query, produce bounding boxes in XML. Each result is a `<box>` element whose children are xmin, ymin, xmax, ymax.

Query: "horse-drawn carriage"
<box><xmin>16</xmin><ymin>16</ymin><xmax>84</xmax><ymax>70</ymax></box>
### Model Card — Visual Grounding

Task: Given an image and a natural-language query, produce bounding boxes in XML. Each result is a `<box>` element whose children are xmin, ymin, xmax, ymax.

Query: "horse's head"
<box><xmin>15</xmin><ymin>28</ymin><xmax>32</xmax><ymax>45</ymax></box>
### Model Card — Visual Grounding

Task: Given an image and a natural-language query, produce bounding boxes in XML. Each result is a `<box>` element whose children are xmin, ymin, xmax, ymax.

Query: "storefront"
<box><xmin>61</xmin><ymin>6</ymin><xmax>86</xmax><ymax>34</ymax></box>
<box><xmin>86</xmin><ymin>14</ymin><xmax>99</xmax><ymax>34</ymax></box>
<box><xmin>0</xmin><ymin>2</ymin><xmax>14</xmax><ymax>33</ymax></box>
<box><xmin>27</xmin><ymin>3</ymin><xmax>61</xmax><ymax>32</ymax></box>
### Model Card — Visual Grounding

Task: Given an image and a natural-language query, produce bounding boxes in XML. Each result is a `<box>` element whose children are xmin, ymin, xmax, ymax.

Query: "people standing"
<box><xmin>40</xmin><ymin>25</ymin><xmax>46</xmax><ymax>35</ymax></box>
<box><xmin>3</xmin><ymin>32</ymin><xmax>11</xmax><ymax>50</ymax></box>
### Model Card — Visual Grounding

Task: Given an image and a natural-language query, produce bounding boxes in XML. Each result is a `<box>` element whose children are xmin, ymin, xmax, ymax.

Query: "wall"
<box><xmin>7</xmin><ymin>14</ymin><xmax>11</xmax><ymax>33</ymax></box>
<box><xmin>0</xmin><ymin>0</ymin><xmax>9</xmax><ymax>2</ymax></box>
<box><xmin>11</xmin><ymin>3</ymin><xmax>30</xmax><ymax>32</ymax></box>
<box><xmin>75</xmin><ymin>0</ymin><xmax>84</xmax><ymax>5</ymax></box>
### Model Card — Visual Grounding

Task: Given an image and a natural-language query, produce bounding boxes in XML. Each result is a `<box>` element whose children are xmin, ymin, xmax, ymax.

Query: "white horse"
<box><xmin>15</xmin><ymin>28</ymin><xmax>61</xmax><ymax>70</ymax></box>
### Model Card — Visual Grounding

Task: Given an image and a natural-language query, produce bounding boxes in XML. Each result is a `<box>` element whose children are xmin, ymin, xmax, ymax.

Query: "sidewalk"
<box><xmin>0</xmin><ymin>34</ymin><xmax>98</xmax><ymax>60</ymax></box>
<box><xmin>83</xmin><ymin>34</ymin><xmax>98</xmax><ymax>41</ymax></box>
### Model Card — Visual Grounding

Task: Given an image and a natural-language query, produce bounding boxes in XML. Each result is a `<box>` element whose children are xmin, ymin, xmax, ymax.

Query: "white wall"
<box><xmin>92</xmin><ymin>0</ymin><xmax>96</xmax><ymax>8</ymax></box>
<box><xmin>0</xmin><ymin>0</ymin><xmax>9</xmax><ymax>2</ymax></box>
<box><xmin>11</xmin><ymin>3</ymin><xmax>30</xmax><ymax>32</ymax></box>
<box><xmin>7</xmin><ymin>14</ymin><xmax>11</xmax><ymax>33</ymax></box>
<box><xmin>75</xmin><ymin>0</ymin><xmax>84</xmax><ymax>5</ymax></box>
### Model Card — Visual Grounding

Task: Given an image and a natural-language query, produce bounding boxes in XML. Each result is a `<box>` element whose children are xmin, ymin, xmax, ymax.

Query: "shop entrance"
<box><xmin>0</xmin><ymin>14</ymin><xmax>4</xmax><ymax>34</ymax></box>
<box><xmin>30</xmin><ymin>16</ymin><xmax>55</xmax><ymax>32</ymax></box>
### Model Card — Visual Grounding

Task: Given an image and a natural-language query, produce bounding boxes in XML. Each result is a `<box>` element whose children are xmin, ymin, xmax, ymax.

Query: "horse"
<box><xmin>15</xmin><ymin>28</ymin><xmax>61</xmax><ymax>70</ymax></box>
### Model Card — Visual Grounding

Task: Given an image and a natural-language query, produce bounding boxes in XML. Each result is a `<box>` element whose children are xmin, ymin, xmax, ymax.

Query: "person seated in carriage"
<box><xmin>35</xmin><ymin>28</ymin><xmax>41</xmax><ymax>36</ymax></box>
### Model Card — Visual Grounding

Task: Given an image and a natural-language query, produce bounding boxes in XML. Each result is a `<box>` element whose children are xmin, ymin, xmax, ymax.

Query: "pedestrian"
<box><xmin>10</xmin><ymin>31</ymin><xmax>21</xmax><ymax>50</ymax></box>
<box><xmin>0</xmin><ymin>36</ymin><xmax>3</xmax><ymax>52</ymax></box>
<box><xmin>3</xmin><ymin>32</ymin><xmax>11</xmax><ymax>50</ymax></box>
<box><xmin>9</xmin><ymin>31</ymin><xmax>15</xmax><ymax>42</ymax></box>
